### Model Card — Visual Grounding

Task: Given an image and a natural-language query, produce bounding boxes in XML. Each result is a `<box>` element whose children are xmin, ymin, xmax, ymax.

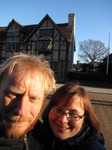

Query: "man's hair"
<box><xmin>0</xmin><ymin>52</ymin><xmax>55</xmax><ymax>95</ymax></box>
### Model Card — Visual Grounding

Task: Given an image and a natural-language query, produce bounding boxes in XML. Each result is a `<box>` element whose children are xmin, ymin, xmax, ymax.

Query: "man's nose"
<box><xmin>14</xmin><ymin>95</ymin><xmax>29</xmax><ymax>116</ymax></box>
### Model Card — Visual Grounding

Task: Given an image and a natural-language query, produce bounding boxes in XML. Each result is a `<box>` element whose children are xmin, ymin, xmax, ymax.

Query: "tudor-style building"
<box><xmin>0</xmin><ymin>13</ymin><xmax>76</xmax><ymax>82</ymax></box>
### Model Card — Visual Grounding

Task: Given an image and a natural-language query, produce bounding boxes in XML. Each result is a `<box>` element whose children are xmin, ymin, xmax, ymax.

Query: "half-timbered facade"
<box><xmin>0</xmin><ymin>13</ymin><xmax>76</xmax><ymax>82</ymax></box>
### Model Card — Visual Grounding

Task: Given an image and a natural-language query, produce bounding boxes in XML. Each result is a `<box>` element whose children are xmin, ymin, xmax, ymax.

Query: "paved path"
<box><xmin>83</xmin><ymin>86</ymin><xmax>112</xmax><ymax>150</ymax></box>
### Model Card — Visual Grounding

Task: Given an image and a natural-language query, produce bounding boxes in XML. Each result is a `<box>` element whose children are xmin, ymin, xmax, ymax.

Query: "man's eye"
<box><xmin>5</xmin><ymin>92</ymin><xmax>16</xmax><ymax>99</ymax></box>
<box><xmin>30</xmin><ymin>97</ymin><xmax>40</xmax><ymax>101</ymax></box>
<box><xmin>30</xmin><ymin>97</ymin><xmax>36</xmax><ymax>101</ymax></box>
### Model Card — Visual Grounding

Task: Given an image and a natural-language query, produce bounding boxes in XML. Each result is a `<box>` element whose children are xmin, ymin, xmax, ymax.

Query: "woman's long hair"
<box><xmin>42</xmin><ymin>82</ymin><xmax>100</xmax><ymax>137</ymax></box>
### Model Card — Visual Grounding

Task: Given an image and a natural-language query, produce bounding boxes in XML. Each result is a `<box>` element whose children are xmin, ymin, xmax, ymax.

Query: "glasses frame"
<box><xmin>50</xmin><ymin>107</ymin><xmax>84</xmax><ymax>121</ymax></box>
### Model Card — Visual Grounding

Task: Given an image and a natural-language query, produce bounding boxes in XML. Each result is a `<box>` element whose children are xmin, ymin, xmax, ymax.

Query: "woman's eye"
<box><xmin>73</xmin><ymin>114</ymin><xmax>79</xmax><ymax>118</ymax></box>
<box><xmin>56</xmin><ymin>108</ymin><xmax>62</xmax><ymax>113</ymax></box>
<box><xmin>69</xmin><ymin>112</ymin><xmax>77</xmax><ymax>117</ymax></box>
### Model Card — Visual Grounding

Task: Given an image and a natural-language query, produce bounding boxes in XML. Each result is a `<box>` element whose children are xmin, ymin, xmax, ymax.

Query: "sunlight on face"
<box><xmin>49</xmin><ymin>94</ymin><xmax>85</xmax><ymax>140</ymax></box>
<box><xmin>0</xmin><ymin>72</ymin><xmax>45</xmax><ymax>139</ymax></box>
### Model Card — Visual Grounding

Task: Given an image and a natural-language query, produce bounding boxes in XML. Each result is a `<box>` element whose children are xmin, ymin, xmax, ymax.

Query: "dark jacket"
<box><xmin>33</xmin><ymin>120</ymin><xmax>106</xmax><ymax>150</ymax></box>
<box><xmin>0</xmin><ymin>130</ymin><xmax>41</xmax><ymax>150</ymax></box>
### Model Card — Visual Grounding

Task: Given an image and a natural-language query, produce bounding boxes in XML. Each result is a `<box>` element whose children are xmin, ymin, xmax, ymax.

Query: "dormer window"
<box><xmin>39</xmin><ymin>28</ymin><xmax>54</xmax><ymax>37</ymax></box>
<box><xmin>7</xmin><ymin>30</ymin><xmax>20</xmax><ymax>37</ymax></box>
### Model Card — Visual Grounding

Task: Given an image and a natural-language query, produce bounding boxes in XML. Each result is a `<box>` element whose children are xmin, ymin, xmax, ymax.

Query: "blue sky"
<box><xmin>1</xmin><ymin>0</ymin><xmax>112</xmax><ymax>63</ymax></box>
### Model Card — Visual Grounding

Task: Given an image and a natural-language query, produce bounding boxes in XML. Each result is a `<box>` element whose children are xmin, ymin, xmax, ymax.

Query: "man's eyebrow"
<box><xmin>11</xmin><ymin>79</ymin><xmax>24</xmax><ymax>87</ymax></box>
<box><xmin>6</xmin><ymin>86</ymin><xmax>24</xmax><ymax>94</ymax></box>
<box><xmin>9</xmin><ymin>80</ymin><xmax>25</xmax><ymax>92</ymax></box>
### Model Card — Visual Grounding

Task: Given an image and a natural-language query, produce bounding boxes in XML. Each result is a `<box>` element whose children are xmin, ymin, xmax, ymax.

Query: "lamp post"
<box><xmin>106</xmin><ymin>26</ymin><xmax>111</xmax><ymax>76</ymax></box>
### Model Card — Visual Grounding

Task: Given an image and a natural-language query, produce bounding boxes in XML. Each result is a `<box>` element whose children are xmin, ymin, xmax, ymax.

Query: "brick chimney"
<box><xmin>68</xmin><ymin>13</ymin><xmax>75</xmax><ymax>27</ymax></box>
<box><xmin>68</xmin><ymin>13</ymin><xmax>76</xmax><ymax>72</ymax></box>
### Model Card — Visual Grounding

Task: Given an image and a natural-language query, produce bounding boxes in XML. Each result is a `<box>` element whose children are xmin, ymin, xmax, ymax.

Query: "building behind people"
<box><xmin>0</xmin><ymin>52</ymin><xmax>55</xmax><ymax>150</ymax></box>
<box><xmin>33</xmin><ymin>82</ymin><xmax>106</xmax><ymax>150</ymax></box>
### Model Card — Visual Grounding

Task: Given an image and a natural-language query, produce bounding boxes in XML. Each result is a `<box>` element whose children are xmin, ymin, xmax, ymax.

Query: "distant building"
<box><xmin>0</xmin><ymin>14</ymin><xmax>76</xmax><ymax>82</ymax></box>
<box><xmin>103</xmin><ymin>53</ymin><xmax>112</xmax><ymax>62</ymax></box>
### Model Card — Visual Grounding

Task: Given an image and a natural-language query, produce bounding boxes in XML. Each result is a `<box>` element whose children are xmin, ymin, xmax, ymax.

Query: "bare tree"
<box><xmin>78</xmin><ymin>39</ymin><xmax>108</xmax><ymax>70</ymax></box>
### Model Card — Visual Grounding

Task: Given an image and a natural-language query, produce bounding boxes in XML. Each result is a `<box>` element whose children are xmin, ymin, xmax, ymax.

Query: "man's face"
<box><xmin>0</xmin><ymin>72</ymin><xmax>45</xmax><ymax>139</ymax></box>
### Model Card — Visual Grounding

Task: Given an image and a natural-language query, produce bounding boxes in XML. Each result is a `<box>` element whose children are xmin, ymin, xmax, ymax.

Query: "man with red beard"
<box><xmin>0</xmin><ymin>53</ymin><xmax>55</xmax><ymax>150</ymax></box>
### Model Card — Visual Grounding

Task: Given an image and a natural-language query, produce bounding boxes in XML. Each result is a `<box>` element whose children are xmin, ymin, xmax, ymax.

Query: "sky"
<box><xmin>1</xmin><ymin>0</ymin><xmax>112</xmax><ymax>63</ymax></box>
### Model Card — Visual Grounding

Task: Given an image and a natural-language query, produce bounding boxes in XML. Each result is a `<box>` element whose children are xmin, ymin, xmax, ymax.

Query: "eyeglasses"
<box><xmin>50</xmin><ymin>107</ymin><xmax>84</xmax><ymax>121</ymax></box>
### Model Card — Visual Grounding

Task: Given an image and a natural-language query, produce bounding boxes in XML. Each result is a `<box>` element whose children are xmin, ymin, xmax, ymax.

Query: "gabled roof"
<box><xmin>21</xmin><ymin>24</ymin><xmax>37</xmax><ymax>41</ymax></box>
<box><xmin>0</xmin><ymin>27</ymin><xmax>6</xmax><ymax>31</ymax></box>
<box><xmin>5</xmin><ymin>19</ymin><xmax>24</xmax><ymax>31</ymax></box>
<box><xmin>0</xmin><ymin>14</ymin><xmax>74</xmax><ymax>44</ymax></box>
<box><xmin>24</xmin><ymin>14</ymin><xmax>73</xmax><ymax>43</ymax></box>
<box><xmin>57</xmin><ymin>23</ymin><xmax>73</xmax><ymax>42</ymax></box>
<box><xmin>0</xmin><ymin>19</ymin><xmax>24</xmax><ymax>42</ymax></box>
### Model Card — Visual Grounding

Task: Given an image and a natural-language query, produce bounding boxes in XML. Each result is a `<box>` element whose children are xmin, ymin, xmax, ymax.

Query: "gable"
<box><xmin>0</xmin><ymin>14</ymin><xmax>75</xmax><ymax>46</ymax></box>
<box><xmin>5</xmin><ymin>19</ymin><xmax>24</xmax><ymax>32</ymax></box>
<box><xmin>25</xmin><ymin>14</ymin><xmax>73</xmax><ymax>43</ymax></box>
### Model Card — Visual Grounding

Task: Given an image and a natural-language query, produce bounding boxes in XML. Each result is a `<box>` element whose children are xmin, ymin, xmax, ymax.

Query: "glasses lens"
<box><xmin>51</xmin><ymin>107</ymin><xmax>84</xmax><ymax>121</ymax></box>
<box><xmin>51</xmin><ymin>107</ymin><xmax>62</xmax><ymax>116</ymax></box>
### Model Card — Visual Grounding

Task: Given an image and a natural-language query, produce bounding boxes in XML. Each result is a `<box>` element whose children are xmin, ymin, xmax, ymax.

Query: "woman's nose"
<box><xmin>58</xmin><ymin>113</ymin><xmax>69</xmax><ymax>123</ymax></box>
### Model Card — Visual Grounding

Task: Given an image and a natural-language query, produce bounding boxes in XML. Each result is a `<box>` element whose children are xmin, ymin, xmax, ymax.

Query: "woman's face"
<box><xmin>48</xmin><ymin>94</ymin><xmax>85</xmax><ymax>140</ymax></box>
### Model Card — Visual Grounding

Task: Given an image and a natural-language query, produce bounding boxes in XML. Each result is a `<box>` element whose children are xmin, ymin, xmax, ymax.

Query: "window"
<box><xmin>50</xmin><ymin>61</ymin><xmax>58</xmax><ymax>75</ymax></box>
<box><xmin>39</xmin><ymin>28</ymin><xmax>54</xmax><ymax>37</ymax></box>
<box><xmin>38</xmin><ymin>40</ymin><xmax>52</xmax><ymax>50</ymax></box>
<box><xmin>7</xmin><ymin>30</ymin><xmax>20</xmax><ymax>37</ymax></box>
<box><xmin>7</xmin><ymin>42</ymin><xmax>20</xmax><ymax>51</ymax></box>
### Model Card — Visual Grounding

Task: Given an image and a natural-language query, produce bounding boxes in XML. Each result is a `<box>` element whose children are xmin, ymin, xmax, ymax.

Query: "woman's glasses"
<box><xmin>51</xmin><ymin>107</ymin><xmax>84</xmax><ymax>121</ymax></box>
